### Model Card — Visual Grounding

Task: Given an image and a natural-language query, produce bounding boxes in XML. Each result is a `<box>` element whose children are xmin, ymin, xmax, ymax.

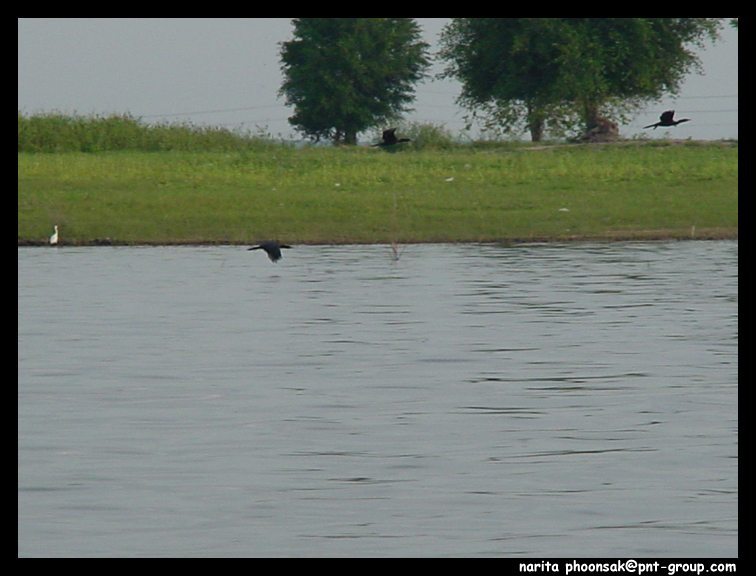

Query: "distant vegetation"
<box><xmin>17</xmin><ymin>111</ymin><xmax>286</xmax><ymax>153</ymax></box>
<box><xmin>279</xmin><ymin>18</ymin><xmax>430</xmax><ymax>144</ymax></box>
<box><xmin>438</xmin><ymin>19</ymin><xmax>723</xmax><ymax>141</ymax></box>
<box><xmin>17</xmin><ymin>112</ymin><xmax>479</xmax><ymax>152</ymax></box>
<box><xmin>275</xmin><ymin>18</ymin><xmax>725</xmax><ymax>143</ymax></box>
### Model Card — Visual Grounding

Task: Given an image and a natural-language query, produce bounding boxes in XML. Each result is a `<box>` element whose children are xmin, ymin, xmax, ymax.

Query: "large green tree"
<box><xmin>439</xmin><ymin>18</ymin><xmax>723</xmax><ymax>141</ymax></box>
<box><xmin>279</xmin><ymin>18</ymin><xmax>430</xmax><ymax>144</ymax></box>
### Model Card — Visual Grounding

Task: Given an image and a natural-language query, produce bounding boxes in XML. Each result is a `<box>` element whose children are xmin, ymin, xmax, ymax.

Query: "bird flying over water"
<box><xmin>372</xmin><ymin>128</ymin><xmax>411</xmax><ymax>147</ymax></box>
<box><xmin>644</xmin><ymin>110</ymin><xmax>691</xmax><ymax>130</ymax></box>
<box><xmin>248</xmin><ymin>241</ymin><xmax>291</xmax><ymax>263</ymax></box>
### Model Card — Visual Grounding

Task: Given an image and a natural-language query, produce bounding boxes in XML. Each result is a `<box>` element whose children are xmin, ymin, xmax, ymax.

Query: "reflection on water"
<box><xmin>18</xmin><ymin>242</ymin><xmax>737</xmax><ymax>557</ymax></box>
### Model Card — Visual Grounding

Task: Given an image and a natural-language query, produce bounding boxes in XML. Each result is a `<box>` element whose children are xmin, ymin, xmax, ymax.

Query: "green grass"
<box><xmin>18</xmin><ymin>111</ymin><xmax>284</xmax><ymax>153</ymax></box>
<box><xmin>18</xmin><ymin>141</ymin><xmax>738</xmax><ymax>245</ymax></box>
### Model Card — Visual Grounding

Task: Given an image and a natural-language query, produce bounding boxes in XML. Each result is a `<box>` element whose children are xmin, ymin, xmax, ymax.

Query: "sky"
<box><xmin>18</xmin><ymin>18</ymin><xmax>738</xmax><ymax>142</ymax></box>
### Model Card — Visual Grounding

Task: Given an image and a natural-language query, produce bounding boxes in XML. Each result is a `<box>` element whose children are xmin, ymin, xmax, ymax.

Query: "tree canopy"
<box><xmin>279</xmin><ymin>18</ymin><xmax>430</xmax><ymax>144</ymax></box>
<box><xmin>439</xmin><ymin>18</ymin><xmax>723</xmax><ymax>141</ymax></box>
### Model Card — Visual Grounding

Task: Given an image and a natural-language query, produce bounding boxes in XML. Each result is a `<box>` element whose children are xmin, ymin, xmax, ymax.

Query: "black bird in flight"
<box><xmin>248</xmin><ymin>241</ymin><xmax>292</xmax><ymax>263</ymax></box>
<box><xmin>372</xmin><ymin>128</ymin><xmax>411</xmax><ymax>147</ymax></box>
<box><xmin>644</xmin><ymin>110</ymin><xmax>691</xmax><ymax>130</ymax></box>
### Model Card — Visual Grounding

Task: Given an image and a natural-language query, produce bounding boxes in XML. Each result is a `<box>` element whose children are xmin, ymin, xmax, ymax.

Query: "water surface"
<box><xmin>18</xmin><ymin>242</ymin><xmax>738</xmax><ymax>557</ymax></box>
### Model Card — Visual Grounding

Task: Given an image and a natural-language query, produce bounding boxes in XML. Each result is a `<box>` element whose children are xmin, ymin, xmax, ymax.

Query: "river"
<box><xmin>18</xmin><ymin>241</ymin><xmax>738</xmax><ymax>557</ymax></box>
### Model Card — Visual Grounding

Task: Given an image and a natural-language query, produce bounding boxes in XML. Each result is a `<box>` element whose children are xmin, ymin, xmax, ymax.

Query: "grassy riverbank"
<box><xmin>18</xmin><ymin>141</ymin><xmax>737</xmax><ymax>245</ymax></box>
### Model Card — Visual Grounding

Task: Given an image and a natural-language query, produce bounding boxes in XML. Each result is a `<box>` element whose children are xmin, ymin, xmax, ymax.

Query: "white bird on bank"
<box><xmin>49</xmin><ymin>225</ymin><xmax>59</xmax><ymax>245</ymax></box>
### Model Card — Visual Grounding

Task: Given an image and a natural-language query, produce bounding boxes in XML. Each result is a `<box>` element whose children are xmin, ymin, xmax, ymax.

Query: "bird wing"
<box><xmin>660</xmin><ymin>110</ymin><xmax>675</xmax><ymax>123</ymax></box>
<box><xmin>381</xmin><ymin>128</ymin><xmax>398</xmax><ymax>144</ymax></box>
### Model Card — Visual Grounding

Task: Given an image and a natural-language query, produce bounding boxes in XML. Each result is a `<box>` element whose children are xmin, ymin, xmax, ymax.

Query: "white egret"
<box><xmin>49</xmin><ymin>225</ymin><xmax>59</xmax><ymax>245</ymax></box>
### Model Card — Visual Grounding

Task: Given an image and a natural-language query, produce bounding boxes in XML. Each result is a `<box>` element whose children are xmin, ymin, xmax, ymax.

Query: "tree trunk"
<box><xmin>528</xmin><ymin>119</ymin><xmax>544</xmax><ymax>142</ymax></box>
<box><xmin>526</xmin><ymin>101</ymin><xmax>544</xmax><ymax>142</ymax></box>
<box><xmin>333</xmin><ymin>128</ymin><xmax>357</xmax><ymax>145</ymax></box>
<box><xmin>583</xmin><ymin>102</ymin><xmax>600</xmax><ymax>133</ymax></box>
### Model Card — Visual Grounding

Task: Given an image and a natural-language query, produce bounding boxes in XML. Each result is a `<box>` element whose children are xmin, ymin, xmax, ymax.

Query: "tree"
<box><xmin>439</xmin><ymin>18</ymin><xmax>723</xmax><ymax>141</ymax></box>
<box><xmin>279</xmin><ymin>18</ymin><xmax>430</xmax><ymax>144</ymax></box>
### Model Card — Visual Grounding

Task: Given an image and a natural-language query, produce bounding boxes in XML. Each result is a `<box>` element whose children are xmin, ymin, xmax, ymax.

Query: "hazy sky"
<box><xmin>18</xmin><ymin>18</ymin><xmax>738</xmax><ymax>141</ymax></box>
